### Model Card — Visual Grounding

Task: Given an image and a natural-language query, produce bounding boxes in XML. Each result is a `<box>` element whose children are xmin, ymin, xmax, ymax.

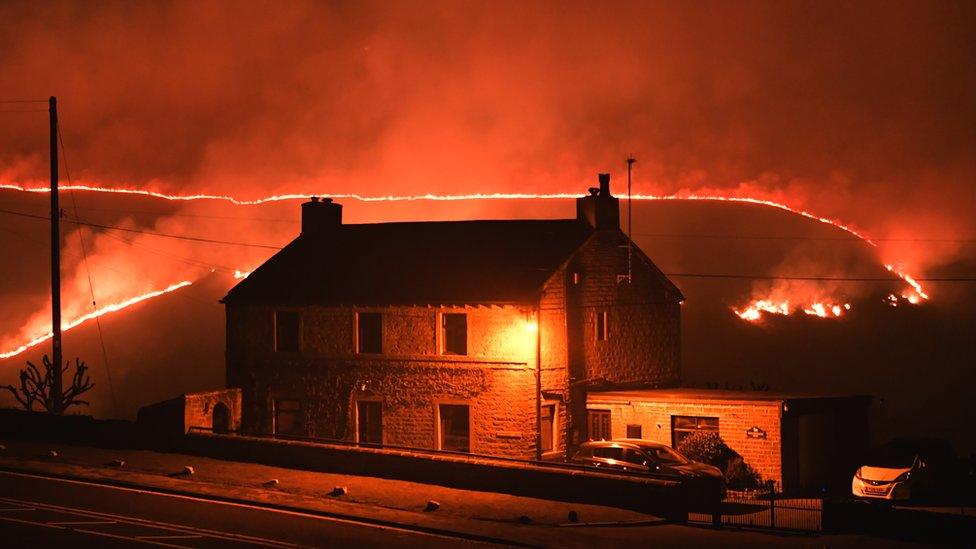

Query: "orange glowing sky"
<box><xmin>0</xmin><ymin>1</ymin><xmax>971</xmax><ymax>338</ymax></box>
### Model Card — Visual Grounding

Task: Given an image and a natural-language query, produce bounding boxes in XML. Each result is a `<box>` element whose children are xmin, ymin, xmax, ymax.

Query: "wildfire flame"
<box><xmin>734</xmin><ymin>300</ymin><xmax>852</xmax><ymax>321</ymax></box>
<box><xmin>0</xmin><ymin>281</ymin><xmax>192</xmax><ymax>360</ymax></box>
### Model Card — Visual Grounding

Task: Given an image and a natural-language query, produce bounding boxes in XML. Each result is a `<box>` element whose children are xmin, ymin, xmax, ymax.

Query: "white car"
<box><xmin>852</xmin><ymin>438</ymin><xmax>954</xmax><ymax>501</ymax></box>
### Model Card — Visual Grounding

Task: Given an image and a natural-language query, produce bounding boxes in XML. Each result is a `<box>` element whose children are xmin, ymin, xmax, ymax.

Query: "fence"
<box><xmin>689</xmin><ymin>482</ymin><xmax>823</xmax><ymax>532</ymax></box>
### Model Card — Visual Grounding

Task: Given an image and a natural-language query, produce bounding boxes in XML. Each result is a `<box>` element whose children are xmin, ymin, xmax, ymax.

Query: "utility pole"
<box><xmin>49</xmin><ymin>96</ymin><xmax>63</xmax><ymax>414</ymax></box>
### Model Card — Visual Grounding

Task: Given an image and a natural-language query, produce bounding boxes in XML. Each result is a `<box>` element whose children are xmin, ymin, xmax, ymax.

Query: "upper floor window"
<box><xmin>357</xmin><ymin>312</ymin><xmax>382</xmax><ymax>354</ymax></box>
<box><xmin>275</xmin><ymin>311</ymin><xmax>300</xmax><ymax>352</ymax></box>
<box><xmin>596</xmin><ymin>310</ymin><xmax>609</xmax><ymax>341</ymax></box>
<box><xmin>441</xmin><ymin>313</ymin><xmax>467</xmax><ymax>355</ymax></box>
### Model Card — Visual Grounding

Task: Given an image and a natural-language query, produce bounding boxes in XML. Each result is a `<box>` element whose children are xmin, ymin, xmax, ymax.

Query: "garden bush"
<box><xmin>676</xmin><ymin>431</ymin><xmax>763</xmax><ymax>491</ymax></box>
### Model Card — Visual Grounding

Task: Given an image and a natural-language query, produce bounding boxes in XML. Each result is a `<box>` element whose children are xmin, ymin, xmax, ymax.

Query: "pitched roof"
<box><xmin>222</xmin><ymin>219</ymin><xmax>595</xmax><ymax>306</ymax></box>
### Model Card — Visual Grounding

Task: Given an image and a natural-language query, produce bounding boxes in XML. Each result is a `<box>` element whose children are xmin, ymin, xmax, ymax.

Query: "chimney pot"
<box><xmin>576</xmin><ymin>173</ymin><xmax>620</xmax><ymax>230</ymax></box>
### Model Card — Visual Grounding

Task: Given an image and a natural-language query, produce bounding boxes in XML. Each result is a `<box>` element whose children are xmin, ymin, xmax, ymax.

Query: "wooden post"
<box><xmin>49</xmin><ymin>96</ymin><xmax>63</xmax><ymax>414</ymax></box>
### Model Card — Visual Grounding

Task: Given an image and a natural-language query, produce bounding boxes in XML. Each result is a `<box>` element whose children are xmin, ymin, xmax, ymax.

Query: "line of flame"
<box><xmin>0</xmin><ymin>181</ymin><xmax>928</xmax><ymax>310</ymax></box>
<box><xmin>0</xmin><ymin>183</ymin><xmax>878</xmax><ymax>242</ymax></box>
<box><xmin>0</xmin><ymin>280</ymin><xmax>192</xmax><ymax>360</ymax></box>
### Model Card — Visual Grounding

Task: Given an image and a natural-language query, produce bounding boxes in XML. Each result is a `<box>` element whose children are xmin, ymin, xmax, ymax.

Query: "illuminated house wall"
<box><xmin>227</xmin><ymin>304</ymin><xmax>541</xmax><ymax>456</ymax></box>
<box><xmin>223</xmin><ymin>175</ymin><xmax>684</xmax><ymax>458</ymax></box>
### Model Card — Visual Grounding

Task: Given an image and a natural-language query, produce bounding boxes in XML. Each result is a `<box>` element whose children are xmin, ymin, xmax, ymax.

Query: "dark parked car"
<box><xmin>569</xmin><ymin>438</ymin><xmax>725</xmax><ymax>502</ymax></box>
<box><xmin>570</xmin><ymin>439</ymin><xmax>721</xmax><ymax>476</ymax></box>
<box><xmin>569</xmin><ymin>439</ymin><xmax>725</xmax><ymax>501</ymax></box>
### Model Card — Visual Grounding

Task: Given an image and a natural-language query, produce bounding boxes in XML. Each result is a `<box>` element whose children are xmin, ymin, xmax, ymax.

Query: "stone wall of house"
<box><xmin>587</xmin><ymin>395</ymin><xmax>783</xmax><ymax>488</ymax></box>
<box><xmin>539</xmin><ymin>268</ymin><xmax>570</xmax><ymax>457</ymax></box>
<box><xmin>567</xmin><ymin>231</ymin><xmax>681</xmax><ymax>388</ymax></box>
<box><xmin>224</xmin><ymin>230</ymin><xmax>683</xmax><ymax>460</ymax></box>
<box><xmin>226</xmin><ymin>303</ymin><xmax>541</xmax><ymax>458</ymax></box>
<box><xmin>563</xmin><ymin>230</ymin><xmax>682</xmax><ymax>447</ymax></box>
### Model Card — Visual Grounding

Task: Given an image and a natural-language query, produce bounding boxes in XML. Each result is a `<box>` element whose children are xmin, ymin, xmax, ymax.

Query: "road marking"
<box><xmin>0</xmin><ymin>494</ymin><xmax>303</xmax><ymax>548</ymax></box>
<box><xmin>137</xmin><ymin>534</ymin><xmax>205</xmax><ymax>540</ymax></box>
<box><xmin>0</xmin><ymin>469</ymin><xmax>514</xmax><ymax>547</ymax></box>
<box><xmin>0</xmin><ymin>515</ymin><xmax>65</xmax><ymax>529</ymax></box>
<box><xmin>49</xmin><ymin>520</ymin><xmax>119</xmax><ymax>525</ymax></box>
<box><xmin>72</xmin><ymin>527</ymin><xmax>189</xmax><ymax>548</ymax></box>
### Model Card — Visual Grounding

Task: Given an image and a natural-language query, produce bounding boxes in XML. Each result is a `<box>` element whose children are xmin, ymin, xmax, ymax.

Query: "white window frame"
<box><xmin>435</xmin><ymin>400</ymin><xmax>473</xmax><ymax>453</ymax></box>
<box><xmin>354</xmin><ymin>310</ymin><xmax>383</xmax><ymax>355</ymax></box>
<box><xmin>540</xmin><ymin>400</ymin><xmax>560</xmax><ymax>456</ymax></box>
<box><xmin>438</xmin><ymin>310</ymin><xmax>468</xmax><ymax>356</ymax></box>
<box><xmin>353</xmin><ymin>397</ymin><xmax>384</xmax><ymax>444</ymax></box>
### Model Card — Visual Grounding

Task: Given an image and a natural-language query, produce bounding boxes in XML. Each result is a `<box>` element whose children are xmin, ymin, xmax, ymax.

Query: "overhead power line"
<box><xmin>0</xmin><ymin>206</ymin><xmax>281</xmax><ymax>249</ymax></box>
<box><xmin>1</xmin><ymin>205</ymin><xmax>975</xmax><ymax>283</ymax></box>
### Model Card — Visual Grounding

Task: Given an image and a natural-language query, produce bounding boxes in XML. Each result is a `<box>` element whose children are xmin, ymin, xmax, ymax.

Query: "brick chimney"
<box><xmin>301</xmin><ymin>196</ymin><xmax>342</xmax><ymax>236</ymax></box>
<box><xmin>576</xmin><ymin>173</ymin><xmax>619</xmax><ymax>229</ymax></box>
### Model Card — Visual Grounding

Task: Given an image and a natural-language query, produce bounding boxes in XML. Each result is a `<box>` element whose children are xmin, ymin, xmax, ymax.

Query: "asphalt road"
<box><xmin>0</xmin><ymin>470</ymin><xmax>500</xmax><ymax>547</ymax></box>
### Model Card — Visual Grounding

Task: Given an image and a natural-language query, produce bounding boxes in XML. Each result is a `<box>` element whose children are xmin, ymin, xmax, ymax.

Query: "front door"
<box><xmin>357</xmin><ymin>401</ymin><xmax>383</xmax><ymax>445</ymax></box>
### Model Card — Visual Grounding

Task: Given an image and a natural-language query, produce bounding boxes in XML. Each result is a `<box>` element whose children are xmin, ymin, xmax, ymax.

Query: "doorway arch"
<box><xmin>212</xmin><ymin>402</ymin><xmax>231</xmax><ymax>434</ymax></box>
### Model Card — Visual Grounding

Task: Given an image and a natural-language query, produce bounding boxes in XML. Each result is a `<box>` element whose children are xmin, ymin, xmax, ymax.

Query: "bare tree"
<box><xmin>2</xmin><ymin>354</ymin><xmax>94</xmax><ymax>413</ymax></box>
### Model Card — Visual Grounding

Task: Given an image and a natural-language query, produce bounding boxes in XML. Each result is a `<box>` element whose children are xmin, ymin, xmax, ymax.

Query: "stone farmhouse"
<box><xmin>221</xmin><ymin>174</ymin><xmax>683</xmax><ymax>460</ymax></box>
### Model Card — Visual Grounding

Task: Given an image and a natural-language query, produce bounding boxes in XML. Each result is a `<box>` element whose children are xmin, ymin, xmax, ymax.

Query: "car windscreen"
<box><xmin>866</xmin><ymin>445</ymin><xmax>917</xmax><ymax>468</ymax></box>
<box><xmin>639</xmin><ymin>444</ymin><xmax>691</xmax><ymax>465</ymax></box>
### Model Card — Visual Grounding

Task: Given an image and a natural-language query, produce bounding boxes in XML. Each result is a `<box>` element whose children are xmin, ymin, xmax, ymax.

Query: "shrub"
<box><xmin>724</xmin><ymin>456</ymin><xmax>762</xmax><ymax>490</ymax></box>
<box><xmin>677</xmin><ymin>431</ymin><xmax>764</xmax><ymax>490</ymax></box>
<box><xmin>676</xmin><ymin>431</ymin><xmax>726</xmax><ymax>466</ymax></box>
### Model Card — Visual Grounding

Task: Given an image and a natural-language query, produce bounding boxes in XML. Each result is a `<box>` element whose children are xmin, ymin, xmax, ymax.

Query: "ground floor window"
<box><xmin>588</xmin><ymin>409</ymin><xmax>611</xmax><ymax>441</ymax></box>
<box><xmin>626</xmin><ymin>424</ymin><xmax>642</xmax><ymax>439</ymax></box>
<box><xmin>273</xmin><ymin>398</ymin><xmax>302</xmax><ymax>436</ymax></box>
<box><xmin>438</xmin><ymin>404</ymin><xmax>470</xmax><ymax>452</ymax></box>
<box><xmin>356</xmin><ymin>400</ymin><xmax>383</xmax><ymax>445</ymax></box>
<box><xmin>540</xmin><ymin>403</ymin><xmax>557</xmax><ymax>453</ymax></box>
<box><xmin>671</xmin><ymin>415</ymin><xmax>719</xmax><ymax>448</ymax></box>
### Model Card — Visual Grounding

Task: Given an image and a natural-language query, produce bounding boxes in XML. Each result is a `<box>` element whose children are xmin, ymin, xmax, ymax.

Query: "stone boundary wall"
<box><xmin>178</xmin><ymin>431</ymin><xmax>708</xmax><ymax>518</ymax></box>
<box><xmin>184</xmin><ymin>389</ymin><xmax>242</xmax><ymax>434</ymax></box>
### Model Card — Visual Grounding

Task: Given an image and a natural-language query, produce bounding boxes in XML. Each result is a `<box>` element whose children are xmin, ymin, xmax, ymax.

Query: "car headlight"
<box><xmin>855</xmin><ymin>467</ymin><xmax>863</xmax><ymax>480</ymax></box>
<box><xmin>894</xmin><ymin>470</ymin><xmax>911</xmax><ymax>483</ymax></box>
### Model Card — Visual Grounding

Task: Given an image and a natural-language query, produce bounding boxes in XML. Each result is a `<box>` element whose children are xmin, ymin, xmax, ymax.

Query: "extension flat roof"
<box><xmin>587</xmin><ymin>388</ymin><xmax>871</xmax><ymax>405</ymax></box>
